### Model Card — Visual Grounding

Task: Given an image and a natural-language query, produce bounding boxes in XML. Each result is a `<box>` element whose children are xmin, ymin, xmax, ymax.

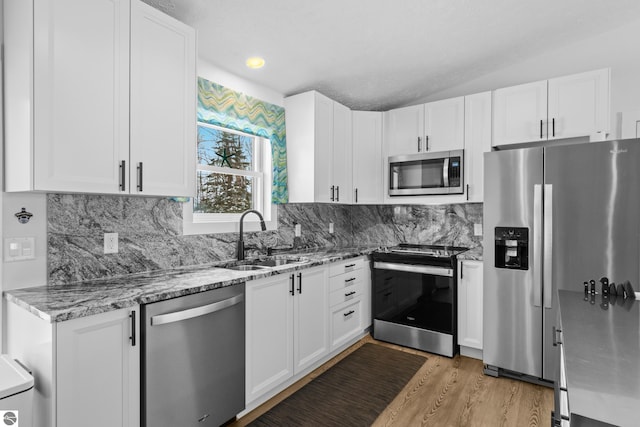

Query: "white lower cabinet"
<box><xmin>457</xmin><ymin>260</ymin><xmax>483</xmax><ymax>354</ymax></box>
<box><xmin>245</xmin><ymin>257</ymin><xmax>371</xmax><ymax>408</ymax></box>
<box><xmin>5</xmin><ymin>304</ymin><xmax>140</xmax><ymax>427</ymax></box>
<box><xmin>245</xmin><ymin>266</ymin><xmax>329</xmax><ymax>405</ymax></box>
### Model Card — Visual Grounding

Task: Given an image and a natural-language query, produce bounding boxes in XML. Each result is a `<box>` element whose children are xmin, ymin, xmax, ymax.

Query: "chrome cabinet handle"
<box><xmin>345</xmin><ymin>263</ymin><xmax>356</xmax><ymax>268</ymax></box>
<box><xmin>552</xmin><ymin>118</ymin><xmax>555</xmax><ymax>137</ymax></box>
<box><xmin>417</xmin><ymin>136</ymin><xmax>421</xmax><ymax>152</ymax></box>
<box><xmin>425</xmin><ymin>135</ymin><xmax>429</xmax><ymax>151</ymax></box>
<box><xmin>129</xmin><ymin>310</ymin><xmax>136</xmax><ymax>346</ymax></box>
<box><xmin>466</xmin><ymin>184</ymin><xmax>469</xmax><ymax>201</ymax></box>
<box><xmin>137</xmin><ymin>162</ymin><xmax>143</xmax><ymax>192</ymax></box>
<box><xmin>345</xmin><ymin>291</ymin><xmax>356</xmax><ymax>297</ymax></box>
<box><xmin>330</xmin><ymin>185</ymin><xmax>335</xmax><ymax>201</ymax></box>
<box><xmin>345</xmin><ymin>277</ymin><xmax>356</xmax><ymax>283</ymax></box>
<box><xmin>150</xmin><ymin>294</ymin><xmax>244</xmax><ymax>326</ymax></box>
<box><xmin>336</xmin><ymin>186</ymin><xmax>339</xmax><ymax>202</ymax></box>
<box><xmin>343</xmin><ymin>310</ymin><xmax>355</xmax><ymax>317</ymax></box>
<box><xmin>460</xmin><ymin>263</ymin><xmax>464</xmax><ymax>279</ymax></box>
<box><xmin>355</xmin><ymin>188</ymin><xmax>358</xmax><ymax>203</ymax></box>
<box><xmin>119</xmin><ymin>160</ymin><xmax>126</xmax><ymax>191</ymax></box>
<box><xmin>297</xmin><ymin>272</ymin><xmax>302</xmax><ymax>294</ymax></box>
<box><xmin>290</xmin><ymin>274</ymin><xmax>295</xmax><ymax>296</ymax></box>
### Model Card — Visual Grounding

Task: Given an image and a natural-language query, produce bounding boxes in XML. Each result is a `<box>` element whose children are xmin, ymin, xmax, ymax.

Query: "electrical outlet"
<box><xmin>294</xmin><ymin>223</ymin><xmax>301</xmax><ymax>237</ymax></box>
<box><xmin>474</xmin><ymin>223</ymin><xmax>483</xmax><ymax>236</ymax></box>
<box><xmin>104</xmin><ymin>233</ymin><xmax>118</xmax><ymax>254</ymax></box>
<box><xmin>329</xmin><ymin>222</ymin><xmax>334</xmax><ymax>234</ymax></box>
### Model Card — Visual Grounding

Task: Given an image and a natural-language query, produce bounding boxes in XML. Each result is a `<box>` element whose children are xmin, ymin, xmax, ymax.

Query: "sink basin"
<box><xmin>223</xmin><ymin>256</ymin><xmax>310</xmax><ymax>271</ymax></box>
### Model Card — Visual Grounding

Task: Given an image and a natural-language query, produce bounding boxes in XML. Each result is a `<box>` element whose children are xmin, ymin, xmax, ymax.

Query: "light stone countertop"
<box><xmin>5</xmin><ymin>247</ymin><xmax>377</xmax><ymax>323</ymax></box>
<box><xmin>456</xmin><ymin>246</ymin><xmax>483</xmax><ymax>261</ymax></box>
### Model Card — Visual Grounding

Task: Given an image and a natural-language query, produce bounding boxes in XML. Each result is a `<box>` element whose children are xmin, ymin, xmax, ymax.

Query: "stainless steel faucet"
<box><xmin>237</xmin><ymin>209</ymin><xmax>267</xmax><ymax>260</ymax></box>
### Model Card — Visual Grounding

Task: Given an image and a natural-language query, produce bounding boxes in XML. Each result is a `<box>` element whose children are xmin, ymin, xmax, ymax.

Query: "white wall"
<box><xmin>198</xmin><ymin>60</ymin><xmax>284</xmax><ymax>107</ymax></box>
<box><xmin>421</xmin><ymin>16</ymin><xmax>640</xmax><ymax>137</ymax></box>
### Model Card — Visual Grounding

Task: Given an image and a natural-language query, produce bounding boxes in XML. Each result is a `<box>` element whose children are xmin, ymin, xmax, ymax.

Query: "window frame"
<box><xmin>183</xmin><ymin>122</ymin><xmax>277</xmax><ymax>235</ymax></box>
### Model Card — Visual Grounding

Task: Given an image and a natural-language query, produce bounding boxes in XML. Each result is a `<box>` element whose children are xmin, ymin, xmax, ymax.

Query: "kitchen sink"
<box><xmin>223</xmin><ymin>256</ymin><xmax>311</xmax><ymax>271</ymax></box>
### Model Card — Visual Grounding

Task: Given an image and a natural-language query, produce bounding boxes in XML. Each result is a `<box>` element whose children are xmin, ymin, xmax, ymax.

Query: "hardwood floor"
<box><xmin>232</xmin><ymin>335</ymin><xmax>554</xmax><ymax>427</ymax></box>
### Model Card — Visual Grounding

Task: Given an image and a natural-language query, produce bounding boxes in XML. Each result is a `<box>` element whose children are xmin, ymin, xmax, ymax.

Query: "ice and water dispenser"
<box><xmin>494</xmin><ymin>227</ymin><xmax>529</xmax><ymax>270</ymax></box>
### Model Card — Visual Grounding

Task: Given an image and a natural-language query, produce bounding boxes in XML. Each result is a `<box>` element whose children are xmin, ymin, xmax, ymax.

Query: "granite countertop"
<box><xmin>558</xmin><ymin>290</ymin><xmax>640</xmax><ymax>427</ymax></box>
<box><xmin>5</xmin><ymin>247</ymin><xmax>377</xmax><ymax>324</ymax></box>
<box><xmin>457</xmin><ymin>246</ymin><xmax>483</xmax><ymax>261</ymax></box>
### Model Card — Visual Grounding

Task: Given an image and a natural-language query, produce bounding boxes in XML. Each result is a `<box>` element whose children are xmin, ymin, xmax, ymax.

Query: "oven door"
<box><xmin>372</xmin><ymin>261</ymin><xmax>457</xmax><ymax>356</ymax></box>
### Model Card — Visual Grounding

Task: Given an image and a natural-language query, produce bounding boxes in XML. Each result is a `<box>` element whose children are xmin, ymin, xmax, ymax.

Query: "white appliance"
<box><xmin>0</xmin><ymin>355</ymin><xmax>34</xmax><ymax>427</ymax></box>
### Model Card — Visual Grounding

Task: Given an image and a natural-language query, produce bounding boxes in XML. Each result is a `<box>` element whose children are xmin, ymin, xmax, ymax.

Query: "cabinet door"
<box><xmin>130</xmin><ymin>0</ymin><xmax>196</xmax><ymax>197</ymax></box>
<box><xmin>384</xmin><ymin>104</ymin><xmax>424</xmax><ymax>156</ymax></box>
<box><xmin>493</xmin><ymin>80</ymin><xmax>547</xmax><ymax>146</ymax></box>
<box><xmin>548</xmin><ymin>68</ymin><xmax>610</xmax><ymax>140</ymax></box>
<box><xmin>424</xmin><ymin>96</ymin><xmax>465</xmax><ymax>152</ymax></box>
<box><xmin>457</xmin><ymin>261</ymin><xmax>483</xmax><ymax>350</ymax></box>
<box><xmin>314</xmin><ymin>93</ymin><xmax>335</xmax><ymax>202</ymax></box>
<box><xmin>352</xmin><ymin>111</ymin><xmax>383</xmax><ymax>204</ymax></box>
<box><xmin>56</xmin><ymin>307</ymin><xmax>140</xmax><ymax>427</ymax></box>
<box><xmin>246</xmin><ymin>274</ymin><xmax>294</xmax><ymax>404</ymax></box>
<box><xmin>464</xmin><ymin>92</ymin><xmax>492</xmax><ymax>202</ymax></box>
<box><xmin>294</xmin><ymin>267</ymin><xmax>329</xmax><ymax>374</ymax></box>
<box><xmin>32</xmin><ymin>0</ymin><xmax>130</xmax><ymax>193</ymax></box>
<box><xmin>332</xmin><ymin>102</ymin><xmax>353</xmax><ymax>204</ymax></box>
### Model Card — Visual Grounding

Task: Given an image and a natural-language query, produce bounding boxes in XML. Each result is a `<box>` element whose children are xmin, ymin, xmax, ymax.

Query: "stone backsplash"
<box><xmin>48</xmin><ymin>194</ymin><xmax>482</xmax><ymax>285</ymax></box>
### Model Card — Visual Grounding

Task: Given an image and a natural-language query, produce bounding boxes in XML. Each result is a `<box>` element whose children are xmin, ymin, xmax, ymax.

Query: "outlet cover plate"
<box><xmin>474</xmin><ymin>223</ymin><xmax>483</xmax><ymax>236</ymax></box>
<box><xmin>104</xmin><ymin>233</ymin><xmax>118</xmax><ymax>254</ymax></box>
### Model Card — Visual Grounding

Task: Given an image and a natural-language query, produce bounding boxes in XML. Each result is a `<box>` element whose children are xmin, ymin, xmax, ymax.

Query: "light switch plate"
<box><xmin>4</xmin><ymin>237</ymin><xmax>36</xmax><ymax>262</ymax></box>
<box><xmin>329</xmin><ymin>222</ymin><xmax>334</xmax><ymax>234</ymax></box>
<box><xmin>474</xmin><ymin>223</ymin><xmax>483</xmax><ymax>236</ymax></box>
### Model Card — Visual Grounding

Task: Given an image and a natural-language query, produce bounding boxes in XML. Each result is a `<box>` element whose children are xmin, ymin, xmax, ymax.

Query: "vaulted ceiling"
<box><xmin>144</xmin><ymin>0</ymin><xmax>640</xmax><ymax>110</ymax></box>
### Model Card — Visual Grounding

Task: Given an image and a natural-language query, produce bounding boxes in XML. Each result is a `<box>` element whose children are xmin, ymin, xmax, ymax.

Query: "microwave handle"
<box><xmin>442</xmin><ymin>157</ymin><xmax>450</xmax><ymax>187</ymax></box>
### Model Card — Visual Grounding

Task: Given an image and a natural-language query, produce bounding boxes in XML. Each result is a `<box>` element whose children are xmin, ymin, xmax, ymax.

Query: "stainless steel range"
<box><xmin>371</xmin><ymin>244</ymin><xmax>467</xmax><ymax>357</ymax></box>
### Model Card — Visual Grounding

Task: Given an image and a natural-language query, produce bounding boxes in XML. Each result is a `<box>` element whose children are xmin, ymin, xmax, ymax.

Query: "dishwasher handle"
<box><xmin>150</xmin><ymin>294</ymin><xmax>244</xmax><ymax>326</ymax></box>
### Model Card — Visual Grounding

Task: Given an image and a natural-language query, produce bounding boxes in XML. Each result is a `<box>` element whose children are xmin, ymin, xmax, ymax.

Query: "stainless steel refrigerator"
<box><xmin>483</xmin><ymin>139</ymin><xmax>640</xmax><ymax>382</ymax></box>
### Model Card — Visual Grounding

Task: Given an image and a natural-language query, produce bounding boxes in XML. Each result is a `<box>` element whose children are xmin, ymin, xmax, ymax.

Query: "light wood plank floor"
<box><xmin>232</xmin><ymin>335</ymin><xmax>554</xmax><ymax>427</ymax></box>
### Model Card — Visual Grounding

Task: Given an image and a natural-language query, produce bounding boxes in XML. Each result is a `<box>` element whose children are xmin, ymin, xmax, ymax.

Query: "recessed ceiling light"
<box><xmin>246</xmin><ymin>57</ymin><xmax>266</xmax><ymax>69</ymax></box>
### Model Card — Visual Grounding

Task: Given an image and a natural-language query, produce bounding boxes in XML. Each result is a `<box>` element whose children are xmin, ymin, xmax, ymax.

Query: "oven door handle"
<box><xmin>373</xmin><ymin>261</ymin><xmax>453</xmax><ymax>277</ymax></box>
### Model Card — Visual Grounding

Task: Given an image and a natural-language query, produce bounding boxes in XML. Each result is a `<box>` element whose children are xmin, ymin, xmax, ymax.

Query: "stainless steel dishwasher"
<box><xmin>142</xmin><ymin>284</ymin><xmax>245</xmax><ymax>427</ymax></box>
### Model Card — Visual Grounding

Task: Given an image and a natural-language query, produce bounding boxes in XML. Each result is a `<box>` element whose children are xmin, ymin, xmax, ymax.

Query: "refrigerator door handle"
<box><xmin>543</xmin><ymin>184</ymin><xmax>553</xmax><ymax>308</ymax></box>
<box><xmin>533</xmin><ymin>184</ymin><xmax>543</xmax><ymax>307</ymax></box>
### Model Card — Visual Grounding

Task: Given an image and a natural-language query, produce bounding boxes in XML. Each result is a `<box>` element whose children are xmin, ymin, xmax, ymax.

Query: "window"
<box><xmin>183</xmin><ymin>122</ymin><xmax>276</xmax><ymax>234</ymax></box>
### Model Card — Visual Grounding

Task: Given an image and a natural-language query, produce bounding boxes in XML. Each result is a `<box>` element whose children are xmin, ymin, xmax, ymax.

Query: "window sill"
<box><xmin>182</xmin><ymin>204</ymin><xmax>278</xmax><ymax>235</ymax></box>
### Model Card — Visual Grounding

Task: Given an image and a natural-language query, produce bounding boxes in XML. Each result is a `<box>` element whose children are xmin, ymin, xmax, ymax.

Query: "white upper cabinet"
<box><xmin>424</xmin><ymin>97</ymin><xmax>465</xmax><ymax>152</ymax></box>
<box><xmin>129</xmin><ymin>1</ymin><xmax>196</xmax><ymax>197</ymax></box>
<box><xmin>384</xmin><ymin>104</ymin><xmax>424</xmax><ymax>156</ymax></box>
<box><xmin>285</xmin><ymin>91</ymin><xmax>353</xmax><ymax>204</ymax></box>
<box><xmin>384</xmin><ymin>97</ymin><xmax>464</xmax><ymax>157</ymax></box>
<box><xmin>464</xmin><ymin>92</ymin><xmax>492</xmax><ymax>202</ymax></box>
<box><xmin>493</xmin><ymin>68</ymin><xmax>610</xmax><ymax>146</ymax></box>
<box><xmin>352</xmin><ymin>111</ymin><xmax>383</xmax><ymax>204</ymax></box>
<box><xmin>547</xmin><ymin>69</ymin><xmax>610</xmax><ymax>140</ymax></box>
<box><xmin>332</xmin><ymin>102</ymin><xmax>353</xmax><ymax>204</ymax></box>
<box><xmin>4</xmin><ymin>0</ymin><xmax>196</xmax><ymax>197</ymax></box>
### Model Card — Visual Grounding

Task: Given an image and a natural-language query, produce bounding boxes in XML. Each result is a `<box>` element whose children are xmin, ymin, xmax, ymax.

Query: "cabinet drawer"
<box><xmin>330</xmin><ymin>268</ymin><xmax>364</xmax><ymax>292</ymax></box>
<box><xmin>331</xmin><ymin>299</ymin><xmax>362</xmax><ymax>349</ymax></box>
<box><xmin>329</xmin><ymin>282</ymin><xmax>363</xmax><ymax>307</ymax></box>
<box><xmin>329</xmin><ymin>257</ymin><xmax>364</xmax><ymax>277</ymax></box>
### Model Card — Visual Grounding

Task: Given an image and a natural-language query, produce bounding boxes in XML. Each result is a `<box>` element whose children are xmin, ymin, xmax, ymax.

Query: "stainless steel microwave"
<box><xmin>388</xmin><ymin>149</ymin><xmax>463</xmax><ymax>196</ymax></box>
